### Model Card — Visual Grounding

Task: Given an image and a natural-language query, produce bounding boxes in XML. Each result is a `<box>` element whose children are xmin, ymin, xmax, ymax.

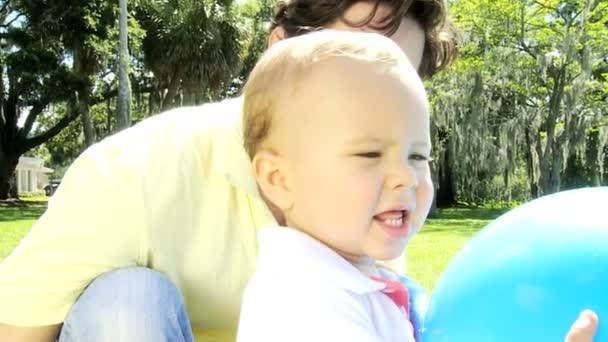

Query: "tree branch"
<box><xmin>516</xmin><ymin>43</ymin><xmax>538</xmax><ymax>60</ymax></box>
<box><xmin>15</xmin><ymin>82</ymin><xmax>159</xmax><ymax>155</ymax></box>
<box><xmin>1</xmin><ymin>12</ymin><xmax>23</xmax><ymax>28</ymax></box>
<box><xmin>20</xmin><ymin>102</ymin><xmax>46</xmax><ymax>137</ymax></box>
<box><xmin>90</xmin><ymin>84</ymin><xmax>159</xmax><ymax>106</ymax></box>
<box><xmin>533</xmin><ymin>1</ymin><xmax>559</xmax><ymax>13</ymax></box>
<box><xmin>19</xmin><ymin>106</ymin><xmax>79</xmax><ymax>153</ymax></box>
<box><xmin>594</xmin><ymin>5</ymin><xmax>608</xmax><ymax>17</ymax></box>
<box><xmin>0</xmin><ymin>1</ymin><xmax>10</xmax><ymax>16</ymax></box>
<box><xmin>529</xmin><ymin>6</ymin><xmax>545</xmax><ymax>19</ymax></box>
<box><xmin>90</xmin><ymin>88</ymin><xmax>118</xmax><ymax>106</ymax></box>
<box><xmin>525</xmin><ymin>22</ymin><xmax>564</xmax><ymax>36</ymax></box>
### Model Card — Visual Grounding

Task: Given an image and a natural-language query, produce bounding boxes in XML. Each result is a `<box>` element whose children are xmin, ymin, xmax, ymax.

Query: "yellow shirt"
<box><xmin>0</xmin><ymin>97</ymin><xmax>277</xmax><ymax>340</ymax></box>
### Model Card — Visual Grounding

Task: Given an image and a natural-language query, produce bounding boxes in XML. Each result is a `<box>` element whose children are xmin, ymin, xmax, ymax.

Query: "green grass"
<box><xmin>0</xmin><ymin>202</ymin><xmax>509</xmax><ymax>292</ymax></box>
<box><xmin>406</xmin><ymin>207</ymin><xmax>509</xmax><ymax>291</ymax></box>
<box><xmin>0</xmin><ymin>199</ymin><xmax>47</xmax><ymax>260</ymax></box>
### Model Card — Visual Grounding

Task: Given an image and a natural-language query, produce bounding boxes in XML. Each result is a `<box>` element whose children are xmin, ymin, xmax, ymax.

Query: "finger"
<box><xmin>565</xmin><ymin>310</ymin><xmax>599</xmax><ymax>342</ymax></box>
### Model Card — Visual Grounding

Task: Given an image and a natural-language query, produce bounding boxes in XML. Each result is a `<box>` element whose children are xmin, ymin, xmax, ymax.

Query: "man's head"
<box><xmin>243</xmin><ymin>31</ymin><xmax>434</xmax><ymax>263</ymax></box>
<box><xmin>268</xmin><ymin>0</ymin><xmax>458</xmax><ymax>78</ymax></box>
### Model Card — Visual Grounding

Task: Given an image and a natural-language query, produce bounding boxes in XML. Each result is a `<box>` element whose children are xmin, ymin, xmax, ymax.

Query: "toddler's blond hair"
<box><xmin>243</xmin><ymin>30</ymin><xmax>411</xmax><ymax>158</ymax></box>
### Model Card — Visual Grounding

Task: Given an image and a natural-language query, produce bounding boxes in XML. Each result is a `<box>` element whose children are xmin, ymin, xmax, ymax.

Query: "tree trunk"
<box><xmin>604</xmin><ymin>145</ymin><xmax>608</xmax><ymax>185</ymax></box>
<box><xmin>503</xmin><ymin>169</ymin><xmax>512</xmax><ymax>203</ymax></box>
<box><xmin>183</xmin><ymin>89</ymin><xmax>197</xmax><ymax>107</ymax></box>
<box><xmin>428</xmin><ymin>162</ymin><xmax>439</xmax><ymax>217</ymax></box>
<box><xmin>538</xmin><ymin>66</ymin><xmax>567</xmax><ymax>196</ymax></box>
<box><xmin>587</xmin><ymin>129</ymin><xmax>605</xmax><ymax>187</ymax></box>
<box><xmin>524</xmin><ymin>125</ymin><xmax>539</xmax><ymax>198</ymax></box>
<box><xmin>562</xmin><ymin>154</ymin><xmax>585</xmax><ymax>189</ymax></box>
<box><xmin>73</xmin><ymin>46</ymin><xmax>96</xmax><ymax>147</ymax></box>
<box><xmin>148</xmin><ymin>92</ymin><xmax>156</xmax><ymax>116</ymax></box>
<box><xmin>116</xmin><ymin>0</ymin><xmax>131</xmax><ymax>130</ymax></box>
<box><xmin>436</xmin><ymin>138</ymin><xmax>456</xmax><ymax>207</ymax></box>
<box><xmin>79</xmin><ymin>86</ymin><xmax>95</xmax><ymax>147</ymax></box>
<box><xmin>0</xmin><ymin>64</ymin><xmax>20</xmax><ymax>200</ymax></box>
<box><xmin>106</xmin><ymin>97</ymin><xmax>113</xmax><ymax>133</ymax></box>
<box><xmin>0</xmin><ymin>152</ymin><xmax>19</xmax><ymax>200</ymax></box>
<box><xmin>547</xmin><ymin>139</ymin><xmax>562</xmax><ymax>193</ymax></box>
<box><xmin>162</xmin><ymin>77</ymin><xmax>181</xmax><ymax>111</ymax></box>
<box><xmin>0</xmin><ymin>65</ymin><xmax>4</xmax><ymax>133</ymax></box>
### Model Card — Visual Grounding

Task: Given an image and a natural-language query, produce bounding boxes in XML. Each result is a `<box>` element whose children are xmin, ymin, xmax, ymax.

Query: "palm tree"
<box><xmin>136</xmin><ymin>0</ymin><xmax>242</xmax><ymax>110</ymax></box>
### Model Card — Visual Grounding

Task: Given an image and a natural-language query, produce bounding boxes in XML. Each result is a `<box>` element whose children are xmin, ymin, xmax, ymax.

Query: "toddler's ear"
<box><xmin>267</xmin><ymin>26</ymin><xmax>287</xmax><ymax>49</ymax></box>
<box><xmin>251</xmin><ymin>150</ymin><xmax>294</xmax><ymax>210</ymax></box>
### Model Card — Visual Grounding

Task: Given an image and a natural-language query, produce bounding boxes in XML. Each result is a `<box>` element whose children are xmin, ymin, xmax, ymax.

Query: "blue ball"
<box><xmin>422</xmin><ymin>187</ymin><xmax>607</xmax><ymax>342</ymax></box>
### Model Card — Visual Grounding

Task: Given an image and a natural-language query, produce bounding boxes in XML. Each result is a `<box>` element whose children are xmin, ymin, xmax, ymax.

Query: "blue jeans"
<box><xmin>58</xmin><ymin>267</ymin><xmax>427</xmax><ymax>342</ymax></box>
<box><xmin>58</xmin><ymin>267</ymin><xmax>194</xmax><ymax>342</ymax></box>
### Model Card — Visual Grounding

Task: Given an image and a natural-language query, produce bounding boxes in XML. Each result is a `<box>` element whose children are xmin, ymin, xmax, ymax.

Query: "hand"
<box><xmin>565</xmin><ymin>310</ymin><xmax>599</xmax><ymax>342</ymax></box>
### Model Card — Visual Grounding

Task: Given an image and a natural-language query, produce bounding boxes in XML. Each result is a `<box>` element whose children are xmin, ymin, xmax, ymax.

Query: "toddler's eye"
<box><xmin>355</xmin><ymin>151</ymin><xmax>382</xmax><ymax>159</ymax></box>
<box><xmin>410</xmin><ymin>154</ymin><xmax>432</xmax><ymax>162</ymax></box>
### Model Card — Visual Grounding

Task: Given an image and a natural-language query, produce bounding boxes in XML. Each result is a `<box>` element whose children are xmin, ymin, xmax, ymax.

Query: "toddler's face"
<box><xmin>275</xmin><ymin>58</ymin><xmax>433</xmax><ymax>263</ymax></box>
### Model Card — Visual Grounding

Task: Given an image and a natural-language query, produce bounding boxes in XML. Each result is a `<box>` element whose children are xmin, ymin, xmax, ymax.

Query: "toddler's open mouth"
<box><xmin>373</xmin><ymin>209</ymin><xmax>410</xmax><ymax>238</ymax></box>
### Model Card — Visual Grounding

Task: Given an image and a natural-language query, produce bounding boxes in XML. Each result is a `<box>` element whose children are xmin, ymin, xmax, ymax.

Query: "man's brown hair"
<box><xmin>270</xmin><ymin>0</ymin><xmax>459</xmax><ymax>78</ymax></box>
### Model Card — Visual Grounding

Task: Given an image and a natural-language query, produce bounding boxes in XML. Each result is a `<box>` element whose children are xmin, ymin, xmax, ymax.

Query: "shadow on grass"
<box><xmin>421</xmin><ymin>222</ymin><xmax>484</xmax><ymax>235</ymax></box>
<box><xmin>0</xmin><ymin>200</ymin><xmax>47</xmax><ymax>222</ymax></box>
<box><xmin>420</xmin><ymin>207</ymin><xmax>512</xmax><ymax>236</ymax></box>
<box><xmin>431</xmin><ymin>207</ymin><xmax>511</xmax><ymax>221</ymax></box>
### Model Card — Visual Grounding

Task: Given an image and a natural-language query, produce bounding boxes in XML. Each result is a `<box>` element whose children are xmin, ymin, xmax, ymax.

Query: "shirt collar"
<box><xmin>257</xmin><ymin>227</ymin><xmax>386</xmax><ymax>295</ymax></box>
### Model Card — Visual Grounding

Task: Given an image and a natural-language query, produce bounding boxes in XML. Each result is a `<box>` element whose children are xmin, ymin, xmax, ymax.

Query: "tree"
<box><xmin>116</xmin><ymin>0</ymin><xmax>131</xmax><ymax>129</ymax></box>
<box><xmin>518</xmin><ymin>0</ymin><xmax>607</xmax><ymax>195</ymax></box>
<box><xmin>427</xmin><ymin>0</ymin><xmax>608</xmax><ymax>204</ymax></box>
<box><xmin>235</xmin><ymin>0</ymin><xmax>275</xmax><ymax>83</ymax></box>
<box><xmin>136</xmin><ymin>0</ymin><xmax>243</xmax><ymax>109</ymax></box>
<box><xmin>23</xmin><ymin>0</ymin><xmax>120</xmax><ymax>147</ymax></box>
<box><xmin>0</xmin><ymin>0</ymin><xmax>139</xmax><ymax>199</ymax></box>
<box><xmin>0</xmin><ymin>1</ymin><xmax>86</xmax><ymax>199</ymax></box>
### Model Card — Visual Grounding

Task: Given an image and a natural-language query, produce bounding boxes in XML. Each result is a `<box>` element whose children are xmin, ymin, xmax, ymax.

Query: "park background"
<box><xmin>0</xmin><ymin>0</ymin><xmax>607</xmax><ymax>294</ymax></box>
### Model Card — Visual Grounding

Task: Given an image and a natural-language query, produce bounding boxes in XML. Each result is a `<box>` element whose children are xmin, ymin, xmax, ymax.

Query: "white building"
<box><xmin>15</xmin><ymin>157</ymin><xmax>53</xmax><ymax>193</ymax></box>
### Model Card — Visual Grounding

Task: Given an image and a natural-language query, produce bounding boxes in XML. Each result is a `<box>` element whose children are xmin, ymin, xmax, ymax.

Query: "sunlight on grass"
<box><xmin>0</xmin><ymin>218</ymin><xmax>37</xmax><ymax>259</ymax></box>
<box><xmin>0</xmin><ymin>206</ymin><xmax>508</xmax><ymax>284</ymax></box>
<box><xmin>405</xmin><ymin>207</ymin><xmax>507</xmax><ymax>292</ymax></box>
<box><xmin>0</xmin><ymin>201</ymin><xmax>47</xmax><ymax>259</ymax></box>
<box><xmin>0</xmin><ymin>204</ymin><xmax>509</xmax><ymax>341</ymax></box>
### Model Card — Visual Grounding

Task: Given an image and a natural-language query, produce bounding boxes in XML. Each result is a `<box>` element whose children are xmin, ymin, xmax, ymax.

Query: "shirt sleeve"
<box><xmin>0</xmin><ymin>142</ymin><xmax>146</xmax><ymax>326</ymax></box>
<box><xmin>237</xmin><ymin>276</ymin><xmax>382</xmax><ymax>342</ymax></box>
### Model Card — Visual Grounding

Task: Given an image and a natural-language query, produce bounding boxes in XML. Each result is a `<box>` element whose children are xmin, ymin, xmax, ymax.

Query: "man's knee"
<box><xmin>59</xmin><ymin>267</ymin><xmax>193</xmax><ymax>342</ymax></box>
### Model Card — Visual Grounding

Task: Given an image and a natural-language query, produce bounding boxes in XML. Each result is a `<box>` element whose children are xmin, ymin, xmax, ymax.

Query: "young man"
<box><xmin>0</xmin><ymin>1</ymin><xmax>597</xmax><ymax>341</ymax></box>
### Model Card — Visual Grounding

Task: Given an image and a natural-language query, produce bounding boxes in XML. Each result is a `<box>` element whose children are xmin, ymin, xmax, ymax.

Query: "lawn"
<box><xmin>0</xmin><ymin>202</ymin><xmax>507</xmax><ymax>341</ymax></box>
<box><xmin>0</xmin><ymin>201</ymin><xmax>508</xmax><ymax>290</ymax></box>
<box><xmin>405</xmin><ymin>207</ymin><xmax>509</xmax><ymax>291</ymax></box>
<box><xmin>0</xmin><ymin>199</ymin><xmax>47</xmax><ymax>260</ymax></box>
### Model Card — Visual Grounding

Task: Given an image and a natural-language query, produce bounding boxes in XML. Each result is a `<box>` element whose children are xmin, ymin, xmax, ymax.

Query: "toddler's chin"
<box><xmin>371</xmin><ymin>246</ymin><xmax>406</xmax><ymax>262</ymax></box>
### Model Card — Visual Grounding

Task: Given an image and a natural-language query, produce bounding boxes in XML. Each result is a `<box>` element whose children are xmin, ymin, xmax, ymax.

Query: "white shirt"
<box><xmin>237</xmin><ymin>227</ymin><xmax>415</xmax><ymax>342</ymax></box>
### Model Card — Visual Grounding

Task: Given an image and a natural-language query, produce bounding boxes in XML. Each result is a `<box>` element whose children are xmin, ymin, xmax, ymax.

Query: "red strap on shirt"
<box><xmin>371</xmin><ymin>276</ymin><xmax>411</xmax><ymax>316</ymax></box>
